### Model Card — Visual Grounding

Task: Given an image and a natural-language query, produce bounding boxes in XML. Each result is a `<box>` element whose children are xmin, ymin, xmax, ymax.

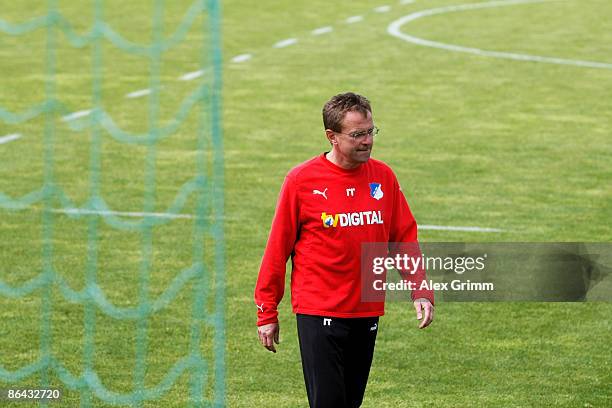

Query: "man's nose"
<box><xmin>361</xmin><ymin>134</ymin><xmax>374</xmax><ymax>145</ymax></box>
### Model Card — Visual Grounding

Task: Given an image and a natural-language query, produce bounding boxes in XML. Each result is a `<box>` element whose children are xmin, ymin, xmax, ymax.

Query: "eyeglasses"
<box><xmin>335</xmin><ymin>126</ymin><xmax>379</xmax><ymax>141</ymax></box>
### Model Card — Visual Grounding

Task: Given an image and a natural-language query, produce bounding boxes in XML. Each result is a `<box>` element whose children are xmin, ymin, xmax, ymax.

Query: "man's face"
<box><xmin>332</xmin><ymin>110</ymin><xmax>375</xmax><ymax>167</ymax></box>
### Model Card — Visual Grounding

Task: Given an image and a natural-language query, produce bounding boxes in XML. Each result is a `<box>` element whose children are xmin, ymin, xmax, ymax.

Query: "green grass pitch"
<box><xmin>1</xmin><ymin>0</ymin><xmax>611</xmax><ymax>406</ymax></box>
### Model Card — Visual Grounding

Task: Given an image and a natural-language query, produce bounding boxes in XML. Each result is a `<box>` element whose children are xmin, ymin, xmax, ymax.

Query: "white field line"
<box><xmin>61</xmin><ymin>109</ymin><xmax>92</xmax><ymax>122</ymax></box>
<box><xmin>179</xmin><ymin>69</ymin><xmax>205</xmax><ymax>81</ymax></box>
<box><xmin>0</xmin><ymin>133</ymin><xmax>22</xmax><ymax>145</ymax></box>
<box><xmin>387</xmin><ymin>0</ymin><xmax>612</xmax><ymax>70</ymax></box>
<box><xmin>345</xmin><ymin>15</ymin><xmax>364</xmax><ymax>24</ymax></box>
<box><xmin>53</xmin><ymin>208</ymin><xmax>501</xmax><ymax>232</ymax></box>
<box><xmin>231</xmin><ymin>53</ymin><xmax>253</xmax><ymax>63</ymax></box>
<box><xmin>400</xmin><ymin>0</ymin><xmax>416</xmax><ymax>5</ymax></box>
<box><xmin>374</xmin><ymin>5</ymin><xmax>392</xmax><ymax>13</ymax></box>
<box><xmin>312</xmin><ymin>26</ymin><xmax>333</xmax><ymax>36</ymax></box>
<box><xmin>273</xmin><ymin>38</ymin><xmax>298</xmax><ymax>48</ymax></box>
<box><xmin>53</xmin><ymin>208</ymin><xmax>194</xmax><ymax>219</ymax></box>
<box><xmin>420</xmin><ymin>224</ymin><xmax>504</xmax><ymax>232</ymax></box>
<box><xmin>125</xmin><ymin>88</ymin><xmax>152</xmax><ymax>98</ymax></box>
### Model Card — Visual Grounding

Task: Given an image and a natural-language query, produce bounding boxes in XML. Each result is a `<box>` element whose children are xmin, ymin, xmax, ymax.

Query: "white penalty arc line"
<box><xmin>125</xmin><ymin>88</ymin><xmax>152</xmax><ymax>98</ymax></box>
<box><xmin>346</xmin><ymin>15</ymin><xmax>364</xmax><ymax>24</ymax></box>
<box><xmin>387</xmin><ymin>0</ymin><xmax>612</xmax><ymax>70</ymax></box>
<box><xmin>179</xmin><ymin>69</ymin><xmax>205</xmax><ymax>81</ymax></box>
<box><xmin>312</xmin><ymin>26</ymin><xmax>333</xmax><ymax>36</ymax></box>
<box><xmin>61</xmin><ymin>109</ymin><xmax>92</xmax><ymax>122</ymax></box>
<box><xmin>51</xmin><ymin>209</ymin><xmax>501</xmax><ymax>232</ymax></box>
<box><xmin>374</xmin><ymin>5</ymin><xmax>392</xmax><ymax>13</ymax></box>
<box><xmin>52</xmin><ymin>208</ymin><xmax>193</xmax><ymax>219</ymax></box>
<box><xmin>231</xmin><ymin>53</ymin><xmax>252</xmax><ymax>63</ymax></box>
<box><xmin>274</xmin><ymin>38</ymin><xmax>298</xmax><ymax>48</ymax></box>
<box><xmin>0</xmin><ymin>133</ymin><xmax>22</xmax><ymax>145</ymax></box>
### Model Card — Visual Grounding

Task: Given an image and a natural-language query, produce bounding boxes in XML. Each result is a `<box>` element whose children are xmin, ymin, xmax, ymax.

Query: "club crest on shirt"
<box><xmin>369</xmin><ymin>183</ymin><xmax>383</xmax><ymax>200</ymax></box>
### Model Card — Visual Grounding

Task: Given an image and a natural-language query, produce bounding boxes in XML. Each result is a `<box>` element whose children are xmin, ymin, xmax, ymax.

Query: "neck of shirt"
<box><xmin>321</xmin><ymin>152</ymin><xmax>364</xmax><ymax>175</ymax></box>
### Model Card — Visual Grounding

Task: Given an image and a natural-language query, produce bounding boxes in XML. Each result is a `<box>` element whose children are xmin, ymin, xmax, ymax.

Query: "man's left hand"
<box><xmin>413</xmin><ymin>298</ymin><xmax>434</xmax><ymax>329</ymax></box>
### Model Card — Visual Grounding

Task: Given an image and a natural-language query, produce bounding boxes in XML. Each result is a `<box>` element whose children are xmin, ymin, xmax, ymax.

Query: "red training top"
<box><xmin>254</xmin><ymin>153</ymin><xmax>434</xmax><ymax>326</ymax></box>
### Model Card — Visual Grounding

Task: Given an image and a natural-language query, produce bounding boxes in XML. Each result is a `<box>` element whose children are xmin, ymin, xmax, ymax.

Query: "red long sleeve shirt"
<box><xmin>254</xmin><ymin>153</ymin><xmax>434</xmax><ymax>326</ymax></box>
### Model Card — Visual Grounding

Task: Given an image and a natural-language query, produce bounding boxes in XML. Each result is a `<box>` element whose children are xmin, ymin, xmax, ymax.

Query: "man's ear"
<box><xmin>325</xmin><ymin>129</ymin><xmax>337</xmax><ymax>145</ymax></box>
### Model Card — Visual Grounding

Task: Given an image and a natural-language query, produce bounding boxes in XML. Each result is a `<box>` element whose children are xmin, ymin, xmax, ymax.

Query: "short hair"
<box><xmin>322</xmin><ymin>92</ymin><xmax>372</xmax><ymax>132</ymax></box>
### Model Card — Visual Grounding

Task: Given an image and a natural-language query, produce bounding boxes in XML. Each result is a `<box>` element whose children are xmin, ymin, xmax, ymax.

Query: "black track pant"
<box><xmin>296</xmin><ymin>314</ymin><xmax>379</xmax><ymax>408</ymax></box>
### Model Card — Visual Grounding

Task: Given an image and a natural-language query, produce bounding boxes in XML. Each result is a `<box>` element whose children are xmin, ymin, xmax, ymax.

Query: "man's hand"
<box><xmin>413</xmin><ymin>298</ymin><xmax>434</xmax><ymax>329</ymax></box>
<box><xmin>257</xmin><ymin>322</ymin><xmax>280</xmax><ymax>353</ymax></box>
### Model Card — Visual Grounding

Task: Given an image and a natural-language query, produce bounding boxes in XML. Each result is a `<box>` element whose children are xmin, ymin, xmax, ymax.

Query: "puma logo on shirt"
<box><xmin>312</xmin><ymin>188</ymin><xmax>328</xmax><ymax>199</ymax></box>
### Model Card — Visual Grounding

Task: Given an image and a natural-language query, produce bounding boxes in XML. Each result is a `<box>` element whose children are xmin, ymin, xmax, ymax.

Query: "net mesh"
<box><xmin>0</xmin><ymin>0</ymin><xmax>224</xmax><ymax>406</ymax></box>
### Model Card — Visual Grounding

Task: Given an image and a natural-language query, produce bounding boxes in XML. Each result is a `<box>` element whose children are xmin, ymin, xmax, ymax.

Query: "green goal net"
<box><xmin>0</xmin><ymin>0</ymin><xmax>224</xmax><ymax>406</ymax></box>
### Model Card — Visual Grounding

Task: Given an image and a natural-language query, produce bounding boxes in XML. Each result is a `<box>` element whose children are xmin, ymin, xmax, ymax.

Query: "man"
<box><xmin>254</xmin><ymin>92</ymin><xmax>434</xmax><ymax>408</ymax></box>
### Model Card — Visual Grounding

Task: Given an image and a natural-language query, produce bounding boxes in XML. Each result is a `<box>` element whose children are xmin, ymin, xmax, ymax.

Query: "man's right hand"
<box><xmin>257</xmin><ymin>322</ymin><xmax>280</xmax><ymax>353</ymax></box>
